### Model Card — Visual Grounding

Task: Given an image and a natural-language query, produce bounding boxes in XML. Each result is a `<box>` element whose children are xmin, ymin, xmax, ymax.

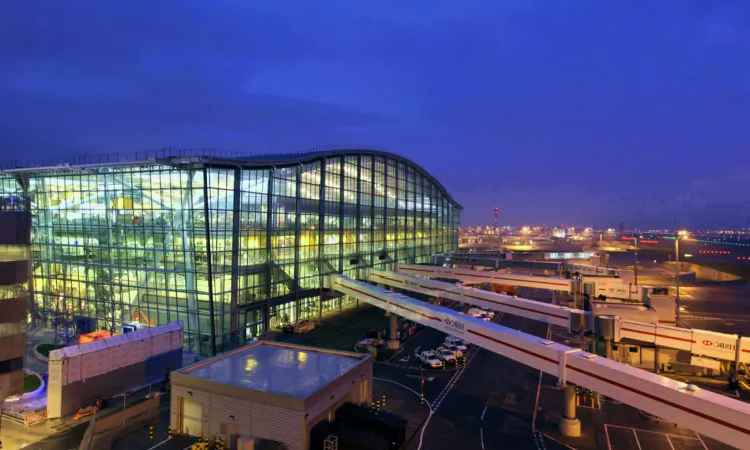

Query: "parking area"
<box><xmin>604</xmin><ymin>424</ymin><xmax>708</xmax><ymax>450</ymax></box>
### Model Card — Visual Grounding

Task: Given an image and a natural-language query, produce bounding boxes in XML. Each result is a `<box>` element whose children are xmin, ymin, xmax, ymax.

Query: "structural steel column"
<box><xmin>559</xmin><ymin>385</ymin><xmax>581</xmax><ymax>437</ymax></box>
<box><xmin>202</xmin><ymin>167</ymin><xmax>217</xmax><ymax>356</ymax></box>
<box><xmin>338</xmin><ymin>158</ymin><xmax>344</xmax><ymax>273</ymax></box>
<box><xmin>355</xmin><ymin>155</ymin><xmax>361</xmax><ymax>280</ymax></box>
<box><xmin>264</xmin><ymin>167</ymin><xmax>275</xmax><ymax>334</ymax></box>
<box><xmin>369</xmin><ymin>157</ymin><xmax>375</xmax><ymax>268</ymax></box>
<box><xmin>318</xmin><ymin>159</ymin><xmax>326</xmax><ymax>320</ymax></box>
<box><xmin>293</xmin><ymin>164</ymin><xmax>302</xmax><ymax>321</ymax></box>
<box><xmin>230</xmin><ymin>167</ymin><xmax>241</xmax><ymax>344</ymax></box>
<box><xmin>388</xmin><ymin>312</ymin><xmax>400</xmax><ymax>350</ymax></box>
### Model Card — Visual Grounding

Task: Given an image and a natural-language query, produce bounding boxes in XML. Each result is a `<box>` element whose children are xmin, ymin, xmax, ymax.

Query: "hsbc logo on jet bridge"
<box><xmin>443</xmin><ymin>316</ymin><xmax>466</xmax><ymax>334</ymax></box>
<box><xmin>701</xmin><ymin>340</ymin><xmax>736</xmax><ymax>352</ymax></box>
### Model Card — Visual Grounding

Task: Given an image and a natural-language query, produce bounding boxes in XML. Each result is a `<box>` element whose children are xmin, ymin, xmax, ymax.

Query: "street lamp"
<box><xmin>675</xmin><ymin>230</ymin><xmax>688</xmax><ymax>327</ymax></box>
<box><xmin>633</xmin><ymin>233</ymin><xmax>639</xmax><ymax>286</ymax></box>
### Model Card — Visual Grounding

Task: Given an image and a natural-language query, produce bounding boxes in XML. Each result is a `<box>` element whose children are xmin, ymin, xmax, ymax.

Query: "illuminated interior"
<box><xmin>0</xmin><ymin>151</ymin><xmax>461</xmax><ymax>355</ymax></box>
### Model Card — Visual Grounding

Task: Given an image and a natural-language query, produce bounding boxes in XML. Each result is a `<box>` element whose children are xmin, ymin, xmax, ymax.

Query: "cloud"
<box><xmin>1</xmin><ymin>0</ymin><xmax>749</xmax><ymax>226</ymax></box>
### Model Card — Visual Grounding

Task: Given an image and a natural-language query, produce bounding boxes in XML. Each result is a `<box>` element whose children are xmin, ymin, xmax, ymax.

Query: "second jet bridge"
<box><xmin>397</xmin><ymin>263</ymin><xmax>575</xmax><ymax>292</ymax></box>
<box><xmin>369</xmin><ymin>268</ymin><xmax>588</xmax><ymax>333</ymax></box>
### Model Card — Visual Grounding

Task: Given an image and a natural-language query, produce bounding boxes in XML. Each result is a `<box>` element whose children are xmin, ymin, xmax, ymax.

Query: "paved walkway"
<box><xmin>273</xmin><ymin>303</ymin><xmax>390</xmax><ymax>351</ymax></box>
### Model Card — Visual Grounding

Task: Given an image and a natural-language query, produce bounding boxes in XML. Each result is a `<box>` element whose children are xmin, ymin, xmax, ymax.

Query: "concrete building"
<box><xmin>0</xmin><ymin>195</ymin><xmax>31</xmax><ymax>398</ymax></box>
<box><xmin>0</xmin><ymin>148</ymin><xmax>461</xmax><ymax>355</ymax></box>
<box><xmin>170</xmin><ymin>340</ymin><xmax>372</xmax><ymax>450</ymax></box>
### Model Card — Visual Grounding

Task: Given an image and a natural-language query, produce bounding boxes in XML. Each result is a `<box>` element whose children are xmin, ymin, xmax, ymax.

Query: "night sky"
<box><xmin>1</xmin><ymin>1</ymin><xmax>749</xmax><ymax>228</ymax></box>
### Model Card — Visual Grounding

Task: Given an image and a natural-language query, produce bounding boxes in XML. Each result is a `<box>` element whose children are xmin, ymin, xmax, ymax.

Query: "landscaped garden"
<box><xmin>36</xmin><ymin>343</ymin><xmax>63</xmax><ymax>358</ymax></box>
<box><xmin>23</xmin><ymin>373</ymin><xmax>41</xmax><ymax>393</ymax></box>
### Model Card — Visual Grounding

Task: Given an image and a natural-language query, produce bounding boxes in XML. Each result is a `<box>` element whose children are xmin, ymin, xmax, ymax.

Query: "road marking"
<box><xmin>418</xmin><ymin>341</ymin><xmax>477</xmax><ymax>450</ymax></box>
<box><xmin>399</xmin><ymin>355</ymin><xmax>411</xmax><ymax>362</ymax></box>
<box><xmin>604</xmin><ymin>424</ymin><xmax>613</xmax><ymax>450</ymax></box>
<box><xmin>694</xmin><ymin>431</ymin><xmax>709</xmax><ymax>450</ymax></box>
<box><xmin>386</xmin><ymin>347</ymin><xmax>405</xmax><ymax>362</ymax></box>
<box><xmin>481</xmin><ymin>404</ymin><xmax>488</xmax><ymax>420</ymax></box>
<box><xmin>480</xmin><ymin>428</ymin><xmax>485</xmax><ymax>450</ymax></box>
<box><xmin>376</xmin><ymin>365</ymin><xmax>441</xmax><ymax>450</ymax></box>
<box><xmin>604</xmin><ymin>424</ymin><xmax>700</xmax><ymax>440</ymax></box>
<box><xmin>405</xmin><ymin>374</ymin><xmax>434</xmax><ymax>382</ymax></box>
<box><xmin>632</xmin><ymin>428</ymin><xmax>642</xmax><ymax>450</ymax></box>
<box><xmin>665</xmin><ymin>435</ymin><xmax>676</xmax><ymax>450</ymax></box>
<box><xmin>145</xmin><ymin>439</ymin><xmax>171</xmax><ymax>450</ymax></box>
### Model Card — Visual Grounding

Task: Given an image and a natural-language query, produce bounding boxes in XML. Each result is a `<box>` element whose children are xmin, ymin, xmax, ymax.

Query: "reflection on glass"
<box><xmin>0</xmin><ymin>153</ymin><xmax>460</xmax><ymax>355</ymax></box>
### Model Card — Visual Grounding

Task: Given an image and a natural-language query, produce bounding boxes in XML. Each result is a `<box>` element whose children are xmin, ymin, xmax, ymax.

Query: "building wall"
<box><xmin>47</xmin><ymin>348</ymin><xmax>181</xmax><ymax>418</ymax></box>
<box><xmin>0</xmin><ymin>152</ymin><xmax>461</xmax><ymax>355</ymax></box>
<box><xmin>0</xmin><ymin>202</ymin><xmax>30</xmax><ymax>398</ymax></box>
<box><xmin>170</xmin><ymin>384</ymin><xmax>306</xmax><ymax>450</ymax></box>
<box><xmin>171</xmin><ymin>362</ymin><xmax>371</xmax><ymax>450</ymax></box>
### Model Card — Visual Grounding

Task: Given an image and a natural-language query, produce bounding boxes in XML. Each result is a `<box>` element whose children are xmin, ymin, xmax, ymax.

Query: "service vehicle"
<box><xmin>416</xmin><ymin>350</ymin><xmax>444</xmax><ymax>368</ymax></box>
<box><xmin>468</xmin><ymin>308</ymin><xmax>493</xmax><ymax>321</ymax></box>
<box><xmin>434</xmin><ymin>347</ymin><xmax>458</xmax><ymax>364</ymax></box>
<box><xmin>443</xmin><ymin>344</ymin><xmax>465</xmax><ymax>359</ymax></box>
<box><xmin>444</xmin><ymin>336</ymin><xmax>468</xmax><ymax>351</ymax></box>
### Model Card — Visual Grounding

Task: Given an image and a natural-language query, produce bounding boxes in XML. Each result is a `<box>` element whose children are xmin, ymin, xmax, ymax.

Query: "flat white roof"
<box><xmin>180</xmin><ymin>342</ymin><xmax>367</xmax><ymax>399</ymax></box>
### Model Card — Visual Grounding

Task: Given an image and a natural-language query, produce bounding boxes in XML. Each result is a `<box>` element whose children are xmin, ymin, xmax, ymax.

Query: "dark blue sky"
<box><xmin>1</xmin><ymin>1</ymin><xmax>749</xmax><ymax>228</ymax></box>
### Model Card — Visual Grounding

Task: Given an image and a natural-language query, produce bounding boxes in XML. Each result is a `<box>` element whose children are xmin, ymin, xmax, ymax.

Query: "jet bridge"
<box><xmin>371</xmin><ymin>269</ymin><xmax>750</xmax><ymax>367</ymax></box>
<box><xmin>369</xmin><ymin>268</ymin><xmax>587</xmax><ymax>332</ymax></box>
<box><xmin>397</xmin><ymin>263</ymin><xmax>574</xmax><ymax>291</ymax></box>
<box><xmin>327</xmin><ymin>274</ymin><xmax>750</xmax><ymax>449</ymax></box>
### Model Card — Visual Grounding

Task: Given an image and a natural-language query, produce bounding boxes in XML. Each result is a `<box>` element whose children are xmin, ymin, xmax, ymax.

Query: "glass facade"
<box><xmin>0</xmin><ymin>151</ymin><xmax>461</xmax><ymax>355</ymax></box>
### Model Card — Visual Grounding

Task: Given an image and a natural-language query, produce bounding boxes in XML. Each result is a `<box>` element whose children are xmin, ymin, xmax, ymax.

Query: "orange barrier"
<box><xmin>23</xmin><ymin>410</ymin><xmax>47</xmax><ymax>426</ymax></box>
<box><xmin>74</xmin><ymin>405</ymin><xmax>98</xmax><ymax>421</ymax></box>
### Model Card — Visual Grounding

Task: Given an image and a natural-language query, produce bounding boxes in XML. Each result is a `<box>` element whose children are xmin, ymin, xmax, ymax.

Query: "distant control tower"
<box><xmin>493</xmin><ymin>206</ymin><xmax>499</xmax><ymax>226</ymax></box>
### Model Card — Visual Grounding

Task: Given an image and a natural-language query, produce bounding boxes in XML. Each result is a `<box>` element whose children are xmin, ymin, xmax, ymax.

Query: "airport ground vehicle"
<box><xmin>433</xmin><ymin>347</ymin><xmax>457</xmax><ymax>364</ymax></box>
<box><xmin>444</xmin><ymin>336</ymin><xmax>468</xmax><ymax>351</ymax></box>
<box><xmin>416</xmin><ymin>350</ymin><xmax>444</xmax><ymax>368</ymax></box>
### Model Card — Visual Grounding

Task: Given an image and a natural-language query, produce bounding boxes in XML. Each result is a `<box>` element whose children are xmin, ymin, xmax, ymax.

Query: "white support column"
<box><xmin>388</xmin><ymin>312</ymin><xmax>400</xmax><ymax>350</ymax></box>
<box><xmin>560</xmin><ymin>385</ymin><xmax>581</xmax><ymax>437</ymax></box>
<box><xmin>558</xmin><ymin>348</ymin><xmax>581</xmax><ymax>437</ymax></box>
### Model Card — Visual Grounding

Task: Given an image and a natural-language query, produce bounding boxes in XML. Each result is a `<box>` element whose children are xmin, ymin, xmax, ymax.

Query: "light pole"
<box><xmin>675</xmin><ymin>230</ymin><xmax>687</xmax><ymax>327</ymax></box>
<box><xmin>633</xmin><ymin>233</ymin><xmax>639</xmax><ymax>286</ymax></box>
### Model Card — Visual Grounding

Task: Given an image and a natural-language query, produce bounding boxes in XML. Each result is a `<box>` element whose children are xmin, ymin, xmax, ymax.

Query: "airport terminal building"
<box><xmin>0</xmin><ymin>148</ymin><xmax>461</xmax><ymax>355</ymax></box>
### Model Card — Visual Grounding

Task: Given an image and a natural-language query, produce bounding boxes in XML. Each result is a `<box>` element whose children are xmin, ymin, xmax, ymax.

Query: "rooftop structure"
<box><xmin>178</xmin><ymin>340</ymin><xmax>368</xmax><ymax>399</ymax></box>
<box><xmin>170</xmin><ymin>340</ymin><xmax>372</xmax><ymax>449</ymax></box>
<box><xmin>0</xmin><ymin>147</ymin><xmax>461</xmax><ymax>355</ymax></box>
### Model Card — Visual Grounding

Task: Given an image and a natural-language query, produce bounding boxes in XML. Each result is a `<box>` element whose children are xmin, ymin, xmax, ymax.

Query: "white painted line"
<box><xmin>372</xmin><ymin>377</ymin><xmax>432</xmax><ymax>410</ymax></box>
<box><xmin>418</xmin><ymin>411</ymin><xmax>434</xmax><ymax>450</ymax></box>
<box><xmin>632</xmin><ymin>428</ymin><xmax>642</xmax><ymax>450</ymax></box>
<box><xmin>481</xmin><ymin>404</ymin><xmax>488</xmax><ymax>420</ymax></box>
<box><xmin>604</xmin><ymin>425</ymin><xmax>613</xmax><ymax>450</ymax></box>
<box><xmin>604</xmin><ymin>424</ymin><xmax>699</xmax><ymax>440</ymax></box>
<box><xmin>480</xmin><ymin>428</ymin><xmax>485</xmax><ymax>449</ymax></box>
<box><xmin>694</xmin><ymin>431</ymin><xmax>710</xmax><ymax>450</ymax></box>
<box><xmin>665</xmin><ymin>435</ymin><xmax>676</xmax><ymax>450</ymax></box>
<box><xmin>386</xmin><ymin>347</ymin><xmax>405</xmax><ymax>362</ymax></box>
<box><xmin>145</xmin><ymin>439</ymin><xmax>171</xmax><ymax>450</ymax></box>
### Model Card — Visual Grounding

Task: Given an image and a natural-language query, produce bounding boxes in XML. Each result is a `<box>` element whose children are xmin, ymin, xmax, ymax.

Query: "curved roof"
<box><xmin>1</xmin><ymin>146</ymin><xmax>461</xmax><ymax>209</ymax></box>
<box><xmin>162</xmin><ymin>147</ymin><xmax>462</xmax><ymax>209</ymax></box>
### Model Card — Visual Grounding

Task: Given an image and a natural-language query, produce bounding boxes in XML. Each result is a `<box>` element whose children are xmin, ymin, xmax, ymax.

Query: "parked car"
<box><xmin>445</xmin><ymin>336</ymin><xmax>469</xmax><ymax>351</ymax></box>
<box><xmin>416</xmin><ymin>350</ymin><xmax>444</xmax><ymax>368</ymax></box>
<box><xmin>443</xmin><ymin>344</ymin><xmax>464</xmax><ymax>359</ymax></box>
<box><xmin>433</xmin><ymin>347</ymin><xmax>457</xmax><ymax>364</ymax></box>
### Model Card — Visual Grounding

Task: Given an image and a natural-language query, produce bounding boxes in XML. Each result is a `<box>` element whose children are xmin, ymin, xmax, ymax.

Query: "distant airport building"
<box><xmin>0</xmin><ymin>148</ymin><xmax>461</xmax><ymax>355</ymax></box>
